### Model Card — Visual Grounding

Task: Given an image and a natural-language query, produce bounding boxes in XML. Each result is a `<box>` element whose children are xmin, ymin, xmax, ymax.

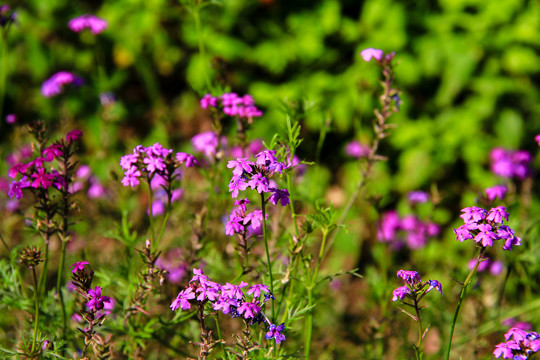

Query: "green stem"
<box><xmin>56</xmin><ymin>239</ymin><xmax>67</xmax><ymax>339</ymax></box>
<box><xmin>261</xmin><ymin>193</ymin><xmax>274</xmax><ymax>320</ymax></box>
<box><xmin>37</xmin><ymin>232</ymin><xmax>50</xmax><ymax>296</ymax></box>
<box><xmin>285</xmin><ymin>173</ymin><xmax>299</xmax><ymax>237</ymax></box>
<box><xmin>31</xmin><ymin>267</ymin><xmax>40</xmax><ymax>356</ymax></box>
<box><xmin>445</xmin><ymin>247</ymin><xmax>485</xmax><ymax>360</ymax></box>
<box><xmin>0</xmin><ymin>33</ymin><xmax>7</xmax><ymax>120</ymax></box>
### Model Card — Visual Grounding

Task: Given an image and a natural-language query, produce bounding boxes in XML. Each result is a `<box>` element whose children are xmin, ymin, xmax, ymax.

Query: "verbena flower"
<box><xmin>68</xmin><ymin>14</ymin><xmax>107</xmax><ymax>34</ymax></box>
<box><xmin>392</xmin><ymin>270</ymin><xmax>442</xmax><ymax>302</ymax></box>
<box><xmin>494</xmin><ymin>327</ymin><xmax>540</xmax><ymax>359</ymax></box>
<box><xmin>485</xmin><ymin>185</ymin><xmax>507</xmax><ymax>201</ymax></box>
<box><xmin>454</xmin><ymin>206</ymin><xmax>520</xmax><ymax>250</ymax></box>
<box><xmin>71</xmin><ymin>261</ymin><xmax>90</xmax><ymax>273</ymax></box>
<box><xmin>345</xmin><ymin>140</ymin><xmax>370</xmax><ymax>158</ymax></box>
<box><xmin>87</xmin><ymin>286</ymin><xmax>111</xmax><ymax>312</ymax></box>
<box><xmin>170</xmin><ymin>268</ymin><xmax>282</xmax><ymax>342</ymax></box>
<box><xmin>265</xmin><ymin>323</ymin><xmax>286</xmax><ymax>344</ymax></box>
<box><xmin>41</xmin><ymin>71</ymin><xmax>84</xmax><ymax>97</ymax></box>
<box><xmin>490</xmin><ymin>147</ymin><xmax>531</xmax><ymax>180</ymax></box>
<box><xmin>200</xmin><ymin>92</ymin><xmax>263</xmax><ymax>119</ymax></box>
<box><xmin>360</xmin><ymin>48</ymin><xmax>384</xmax><ymax>62</ymax></box>
<box><xmin>377</xmin><ymin>211</ymin><xmax>439</xmax><ymax>249</ymax></box>
<box><xmin>407</xmin><ymin>190</ymin><xmax>429</xmax><ymax>204</ymax></box>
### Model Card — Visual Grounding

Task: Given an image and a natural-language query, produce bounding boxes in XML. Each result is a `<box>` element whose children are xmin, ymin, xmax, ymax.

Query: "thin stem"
<box><xmin>445</xmin><ymin>247</ymin><xmax>486</xmax><ymax>360</ymax></box>
<box><xmin>305</xmin><ymin>228</ymin><xmax>329</xmax><ymax>360</ymax></box>
<box><xmin>31</xmin><ymin>267</ymin><xmax>40</xmax><ymax>356</ymax></box>
<box><xmin>414</xmin><ymin>297</ymin><xmax>424</xmax><ymax>349</ymax></box>
<box><xmin>56</xmin><ymin>239</ymin><xmax>67</xmax><ymax>339</ymax></box>
<box><xmin>261</xmin><ymin>193</ymin><xmax>274</xmax><ymax>320</ymax></box>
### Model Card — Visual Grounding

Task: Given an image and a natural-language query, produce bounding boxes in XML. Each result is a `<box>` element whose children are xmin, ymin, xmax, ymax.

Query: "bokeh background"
<box><xmin>1</xmin><ymin>0</ymin><xmax>540</xmax><ymax>359</ymax></box>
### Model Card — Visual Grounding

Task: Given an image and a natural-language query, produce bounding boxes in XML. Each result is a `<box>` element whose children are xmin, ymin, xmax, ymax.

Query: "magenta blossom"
<box><xmin>41</xmin><ymin>72</ymin><xmax>84</xmax><ymax>97</ymax></box>
<box><xmin>68</xmin><ymin>14</ymin><xmax>107</xmax><ymax>34</ymax></box>
<box><xmin>71</xmin><ymin>261</ymin><xmax>90</xmax><ymax>273</ymax></box>
<box><xmin>360</xmin><ymin>48</ymin><xmax>384</xmax><ymax>62</ymax></box>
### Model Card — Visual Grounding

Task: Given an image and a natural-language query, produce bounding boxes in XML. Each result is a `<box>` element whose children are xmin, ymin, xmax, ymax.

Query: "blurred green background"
<box><xmin>1</xmin><ymin>1</ymin><xmax>540</xmax><ymax>358</ymax></box>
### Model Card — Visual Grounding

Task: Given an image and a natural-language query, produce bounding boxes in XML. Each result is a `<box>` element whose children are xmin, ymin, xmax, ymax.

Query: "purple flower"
<box><xmin>407</xmin><ymin>191</ymin><xmax>429</xmax><ymax>204</ymax></box>
<box><xmin>8</xmin><ymin>176</ymin><xmax>30</xmax><ymax>199</ymax></box>
<box><xmin>143</xmin><ymin>155</ymin><xmax>166</xmax><ymax>174</ymax></box>
<box><xmin>87</xmin><ymin>286</ymin><xmax>111</xmax><ymax>312</ymax></box>
<box><xmin>377</xmin><ymin>211</ymin><xmax>401</xmax><ymax>243</ymax></box>
<box><xmin>493</xmin><ymin>341</ymin><xmax>521</xmax><ymax>358</ymax></box>
<box><xmin>121</xmin><ymin>166</ymin><xmax>141</xmax><ymax>187</ymax></box>
<box><xmin>265</xmin><ymin>323</ymin><xmax>286</xmax><ymax>344</ymax></box>
<box><xmin>8</xmin><ymin>163</ymin><xmax>30</xmax><ymax>178</ymax></box>
<box><xmin>213</xmin><ymin>295</ymin><xmax>238</xmax><ymax>315</ymax></box>
<box><xmin>485</xmin><ymin>185</ymin><xmax>507</xmax><ymax>201</ymax></box>
<box><xmin>42</xmin><ymin>144</ymin><xmax>63</xmax><ymax>161</ymax></box>
<box><xmin>247</xmin><ymin>173</ymin><xmax>269</xmax><ymax>193</ymax></box>
<box><xmin>490</xmin><ymin>147</ymin><xmax>531</xmax><ymax>180</ymax></box>
<box><xmin>190</xmin><ymin>268</ymin><xmax>210</xmax><ymax>285</ymax></box>
<box><xmin>391</xmin><ymin>285</ymin><xmax>410</xmax><ymax>301</ymax></box>
<box><xmin>474</xmin><ymin>223</ymin><xmax>497</xmax><ymax>247</ymax></box>
<box><xmin>30</xmin><ymin>168</ymin><xmax>54</xmax><ymax>189</ymax></box>
<box><xmin>396</xmin><ymin>270</ymin><xmax>421</xmax><ymax>285</ymax></box>
<box><xmin>247</xmin><ymin>284</ymin><xmax>270</xmax><ymax>298</ymax></box>
<box><xmin>254</xmin><ymin>150</ymin><xmax>277</xmax><ymax>167</ymax></box>
<box><xmin>68</xmin><ymin>14</ymin><xmax>107</xmax><ymax>34</ymax></box>
<box><xmin>228</xmin><ymin>176</ymin><xmax>248</xmax><ymax>198</ymax></box>
<box><xmin>41</xmin><ymin>72</ymin><xmax>84</xmax><ymax>97</ymax></box>
<box><xmin>176</xmin><ymin>152</ymin><xmax>198</xmax><ymax>167</ymax></box>
<box><xmin>222</xmin><ymin>281</ymin><xmax>248</xmax><ymax>300</ymax></box>
<box><xmin>268</xmin><ymin>188</ymin><xmax>290</xmax><ymax>206</ymax></box>
<box><xmin>71</xmin><ymin>261</ymin><xmax>90</xmax><ymax>273</ymax></box>
<box><xmin>5</xmin><ymin>114</ymin><xmax>16</xmax><ymax>124</ymax></box>
<box><xmin>426</xmin><ymin>280</ymin><xmax>442</xmax><ymax>295</ymax></box>
<box><xmin>460</xmin><ymin>206</ymin><xmax>487</xmax><ymax>223</ymax></box>
<box><xmin>237</xmin><ymin>301</ymin><xmax>261</xmax><ymax>319</ymax></box>
<box><xmin>170</xmin><ymin>288</ymin><xmax>196</xmax><ymax>311</ymax></box>
<box><xmin>196</xmin><ymin>284</ymin><xmax>220</xmax><ymax>302</ymax></box>
<box><xmin>360</xmin><ymin>48</ymin><xmax>384</xmax><ymax>62</ymax></box>
<box><xmin>536</xmin><ymin>134</ymin><xmax>540</xmax><ymax>146</ymax></box>
<box><xmin>120</xmin><ymin>153</ymin><xmax>139</xmax><ymax>170</ymax></box>
<box><xmin>225</xmin><ymin>212</ymin><xmax>245</xmax><ymax>236</ymax></box>
<box><xmin>487</xmin><ymin>206</ymin><xmax>509</xmax><ymax>224</ymax></box>
<box><xmin>66</xmin><ymin>130</ymin><xmax>83</xmax><ymax>142</ymax></box>
<box><xmin>200</xmin><ymin>94</ymin><xmax>218</xmax><ymax>108</ymax></box>
<box><xmin>227</xmin><ymin>158</ymin><xmax>254</xmax><ymax>177</ymax></box>
<box><xmin>345</xmin><ymin>140</ymin><xmax>370</xmax><ymax>158</ymax></box>
<box><xmin>192</xmin><ymin>131</ymin><xmax>219</xmax><ymax>158</ymax></box>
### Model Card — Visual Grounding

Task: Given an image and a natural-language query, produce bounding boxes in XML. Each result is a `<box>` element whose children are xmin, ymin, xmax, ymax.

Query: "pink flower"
<box><xmin>360</xmin><ymin>48</ymin><xmax>384</xmax><ymax>62</ymax></box>
<box><xmin>41</xmin><ymin>72</ymin><xmax>84</xmax><ymax>97</ymax></box>
<box><xmin>536</xmin><ymin>134</ymin><xmax>540</xmax><ymax>146</ymax></box>
<box><xmin>68</xmin><ymin>14</ymin><xmax>107</xmax><ymax>35</ymax></box>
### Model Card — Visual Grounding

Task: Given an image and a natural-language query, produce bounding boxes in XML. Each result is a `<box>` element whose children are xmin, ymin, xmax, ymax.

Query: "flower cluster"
<box><xmin>41</xmin><ymin>71</ymin><xmax>84</xmax><ymax>97</ymax></box>
<box><xmin>8</xmin><ymin>130</ymin><xmax>82</xmax><ymax>199</ymax></box>
<box><xmin>171</xmin><ymin>268</ymin><xmax>285</xmax><ymax>344</ymax></box>
<box><xmin>68</xmin><ymin>14</ymin><xmax>107</xmax><ymax>35</ymax></box>
<box><xmin>494</xmin><ymin>327</ymin><xmax>540</xmax><ymax>359</ymax></box>
<box><xmin>344</xmin><ymin>140</ymin><xmax>369</xmax><ymax>158</ymax></box>
<box><xmin>377</xmin><ymin>211</ymin><xmax>439</xmax><ymax>249</ymax></box>
<box><xmin>453</xmin><ymin>206</ymin><xmax>521</xmax><ymax>249</ymax></box>
<box><xmin>227</xmin><ymin>150</ymin><xmax>290</xmax><ymax>201</ymax></box>
<box><xmin>391</xmin><ymin>270</ymin><xmax>442</xmax><ymax>302</ymax></box>
<box><xmin>406</xmin><ymin>190</ymin><xmax>430</xmax><ymax>204</ymax></box>
<box><xmin>360</xmin><ymin>47</ymin><xmax>395</xmax><ymax>63</ymax></box>
<box><xmin>490</xmin><ymin>147</ymin><xmax>531</xmax><ymax>180</ymax></box>
<box><xmin>225</xmin><ymin>199</ymin><xmax>267</xmax><ymax>237</ymax></box>
<box><xmin>200</xmin><ymin>93</ymin><xmax>263</xmax><ymax>119</ymax></box>
<box><xmin>485</xmin><ymin>184</ymin><xmax>508</xmax><ymax>201</ymax></box>
<box><xmin>120</xmin><ymin>143</ymin><xmax>197</xmax><ymax>188</ymax></box>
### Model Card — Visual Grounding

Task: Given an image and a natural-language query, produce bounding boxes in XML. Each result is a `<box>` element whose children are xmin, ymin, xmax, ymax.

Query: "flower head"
<box><xmin>71</xmin><ymin>261</ymin><xmax>90</xmax><ymax>273</ymax></box>
<box><xmin>360</xmin><ymin>48</ymin><xmax>384</xmax><ymax>62</ymax></box>
<box><xmin>41</xmin><ymin>72</ymin><xmax>83</xmax><ymax>97</ymax></box>
<box><xmin>68</xmin><ymin>14</ymin><xmax>107</xmax><ymax>34</ymax></box>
